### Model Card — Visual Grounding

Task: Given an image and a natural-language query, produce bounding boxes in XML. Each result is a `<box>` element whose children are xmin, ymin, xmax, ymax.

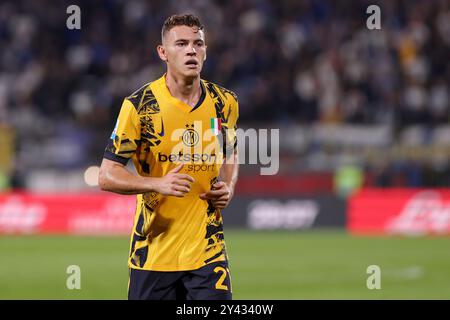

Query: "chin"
<box><xmin>183</xmin><ymin>70</ymin><xmax>201</xmax><ymax>78</ymax></box>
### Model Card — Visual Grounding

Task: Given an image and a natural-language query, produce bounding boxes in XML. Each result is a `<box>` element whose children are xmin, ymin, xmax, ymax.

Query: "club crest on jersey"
<box><xmin>182</xmin><ymin>123</ymin><xmax>199</xmax><ymax>147</ymax></box>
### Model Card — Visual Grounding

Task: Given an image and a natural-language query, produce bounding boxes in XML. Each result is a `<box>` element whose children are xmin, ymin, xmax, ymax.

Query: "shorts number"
<box><xmin>214</xmin><ymin>266</ymin><xmax>229</xmax><ymax>291</ymax></box>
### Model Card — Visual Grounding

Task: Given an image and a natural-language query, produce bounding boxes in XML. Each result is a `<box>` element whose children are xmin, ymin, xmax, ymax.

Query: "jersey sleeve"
<box><xmin>103</xmin><ymin>99</ymin><xmax>141</xmax><ymax>165</ymax></box>
<box><xmin>224</xmin><ymin>95</ymin><xmax>239</xmax><ymax>157</ymax></box>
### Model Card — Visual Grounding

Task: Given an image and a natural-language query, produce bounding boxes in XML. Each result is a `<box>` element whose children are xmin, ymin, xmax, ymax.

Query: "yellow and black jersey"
<box><xmin>103</xmin><ymin>74</ymin><xmax>239</xmax><ymax>271</ymax></box>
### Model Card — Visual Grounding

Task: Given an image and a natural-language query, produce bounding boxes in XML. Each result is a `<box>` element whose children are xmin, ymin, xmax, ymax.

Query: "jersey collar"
<box><xmin>156</xmin><ymin>74</ymin><xmax>206</xmax><ymax>113</ymax></box>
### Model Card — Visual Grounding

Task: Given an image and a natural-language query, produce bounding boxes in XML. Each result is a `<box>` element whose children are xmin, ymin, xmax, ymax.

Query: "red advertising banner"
<box><xmin>0</xmin><ymin>192</ymin><xmax>136</xmax><ymax>235</ymax></box>
<box><xmin>348</xmin><ymin>189</ymin><xmax>450</xmax><ymax>235</ymax></box>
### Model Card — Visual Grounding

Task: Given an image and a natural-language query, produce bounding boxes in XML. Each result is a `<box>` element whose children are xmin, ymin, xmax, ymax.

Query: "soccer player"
<box><xmin>98</xmin><ymin>14</ymin><xmax>239</xmax><ymax>300</ymax></box>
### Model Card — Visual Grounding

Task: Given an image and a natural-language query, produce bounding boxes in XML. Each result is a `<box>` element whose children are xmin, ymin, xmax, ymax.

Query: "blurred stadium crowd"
<box><xmin>0</xmin><ymin>0</ymin><xmax>449</xmax><ymax>190</ymax></box>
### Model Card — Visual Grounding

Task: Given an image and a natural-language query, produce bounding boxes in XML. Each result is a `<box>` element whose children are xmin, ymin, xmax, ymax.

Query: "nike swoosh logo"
<box><xmin>157</xmin><ymin>118</ymin><xmax>164</xmax><ymax>136</ymax></box>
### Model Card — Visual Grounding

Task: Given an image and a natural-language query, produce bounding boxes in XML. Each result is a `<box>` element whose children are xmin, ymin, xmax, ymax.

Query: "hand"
<box><xmin>199</xmin><ymin>181</ymin><xmax>233</xmax><ymax>209</ymax></box>
<box><xmin>154</xmin><ymin>164</ymin><xmax>195</xmax><ymax>197</ymax></box>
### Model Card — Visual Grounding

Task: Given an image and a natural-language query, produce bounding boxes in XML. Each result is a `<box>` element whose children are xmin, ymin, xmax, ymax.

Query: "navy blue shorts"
<box><xmin>128</xmin><ymin>260</ymin><xmax>232</xmax><ymax>300</ymax></box>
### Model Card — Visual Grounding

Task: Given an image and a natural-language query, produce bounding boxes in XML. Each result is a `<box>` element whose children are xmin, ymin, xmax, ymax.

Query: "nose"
<box><xmin>187</xmin><ymin>44</ymin><xmax>196</xmax><ymax>55</ymax></box>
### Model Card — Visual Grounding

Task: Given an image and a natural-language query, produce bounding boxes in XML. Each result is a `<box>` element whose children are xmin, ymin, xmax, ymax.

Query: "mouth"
<box><xmin>185</xmin><ymin>59</ymin><xmax>199</xmax><ymax>68</ymax></box>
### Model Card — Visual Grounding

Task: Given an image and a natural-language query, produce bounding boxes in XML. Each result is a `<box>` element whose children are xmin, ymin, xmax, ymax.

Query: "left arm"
<box><xmin>200</xmin><ymin>92</ymin><xmax>239</xmax><ymax>209</ymax></box>
<box><xmin>219</xmin><ymin>149</ymin><xmax>239</xmax><ymax>200</ymax></box>
<box><xmin>199</xmin><ymin>150</ymin><xmax>239</xmax><ymax>209</ymax></box>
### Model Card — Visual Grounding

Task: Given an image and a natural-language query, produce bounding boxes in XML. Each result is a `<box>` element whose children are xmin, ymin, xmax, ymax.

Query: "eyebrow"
<box><xmin>174</xmin><ymin>38</ymin><xmax>204</xmax><ymax>42</ymax></box>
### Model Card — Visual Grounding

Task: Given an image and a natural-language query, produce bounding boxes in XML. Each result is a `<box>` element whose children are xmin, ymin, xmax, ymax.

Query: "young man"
<box><xmin>99</xmin><ymin>14</ymin><xmax>239</xmax><ymax>300</ymax></box>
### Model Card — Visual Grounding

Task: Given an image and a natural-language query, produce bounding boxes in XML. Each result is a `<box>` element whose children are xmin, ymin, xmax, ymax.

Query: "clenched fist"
<box><xmin>199</xmin><ymin>181</ymin><xmax>233</xmax><ymax>209</ymax></box>
<box><xmin>154</xmin><ymin>164</ymin><xmax>195</xmax><ymax>197</ymax></box>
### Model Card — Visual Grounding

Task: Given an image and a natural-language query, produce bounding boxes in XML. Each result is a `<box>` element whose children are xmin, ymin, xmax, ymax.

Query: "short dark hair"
<box><xmin>161</xmin><ymin>14</ymin><xmax>204</xmax><ymax>40</ymax></box>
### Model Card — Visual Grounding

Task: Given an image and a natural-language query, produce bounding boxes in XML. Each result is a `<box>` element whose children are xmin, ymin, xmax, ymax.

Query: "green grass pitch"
<box><xmin>0</xmin><ymin>230</ymin><xmax>449</xmax><ymax>299</ymax></box>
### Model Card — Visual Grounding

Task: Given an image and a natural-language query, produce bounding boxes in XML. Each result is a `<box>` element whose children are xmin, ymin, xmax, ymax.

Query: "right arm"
<box><xmin>99</xmin><ymin>159</ymin><xmax>194</xmax><ymax>197</ymax></box>
<box><xmin>100</xmin><ymin>98</ymin><xmax>193</xmax><ymax>197</ymax></box>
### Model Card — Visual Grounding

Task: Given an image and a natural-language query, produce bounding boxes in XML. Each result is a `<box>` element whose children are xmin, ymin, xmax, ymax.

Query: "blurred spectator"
<box><xmin>0</xmin><ymin>0</ymin><xmax>448</xmax><ymax>188</ymax></box>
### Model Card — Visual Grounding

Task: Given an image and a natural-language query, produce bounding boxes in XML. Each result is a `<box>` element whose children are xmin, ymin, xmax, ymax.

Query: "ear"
<box><xmin>203</xmin><ymin>45</ymin><xmax>207</xmax><ymax>62</ymax></box>
<box><xmin>157</xmin><ymin>45</ymin><xmax>167</xmax><ymax>62</ymax></box>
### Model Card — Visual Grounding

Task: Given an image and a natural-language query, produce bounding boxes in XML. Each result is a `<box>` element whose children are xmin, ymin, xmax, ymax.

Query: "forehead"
<box><xmin>165</xmin><ymin>25</ymin><xmax>205</xmax><ymax>42</ymax></box>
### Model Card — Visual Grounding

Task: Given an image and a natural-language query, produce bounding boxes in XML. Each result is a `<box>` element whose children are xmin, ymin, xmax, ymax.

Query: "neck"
<box><xmin>165</xmin><ymin>71</ymin><xmax>201</xmax><ymax>107</ymax></box>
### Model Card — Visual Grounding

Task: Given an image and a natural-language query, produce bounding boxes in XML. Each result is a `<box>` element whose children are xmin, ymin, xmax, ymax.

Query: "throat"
<box><xmin>178</xmin><ymin>88</ymin><xmax>201</xmax><ymax>108</ymax></box>
<box><xmin>166</xmin><ymin>74</ymin><xmax>203</xmax><ymax>108</ymax></box>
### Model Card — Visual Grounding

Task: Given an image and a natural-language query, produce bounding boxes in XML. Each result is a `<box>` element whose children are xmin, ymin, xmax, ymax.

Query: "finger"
<box><xmin>205</xmin><ymin>189</ymin><xmax>229</xmax><ymax>198</ymax></box>
<box><xmin>212</xmin><ymin>200</ymin><xmax>228</xmax><ymax>205</ymax></box>
<box><xmin>212</xmin><ymin>201</ymin><xmax>227</xmax><ymax>208</ymax></box>
<box><xmin>213</xmin><ymin>181</ymin><xmax>226</xmax><ymax>189</ymax></box>
<box><xmin>211</xmin><ymin>198</ymin><xmax>228</xmax><ymax>205</ymax></box>
<box><xmin>175</xmin><ymin>173</ymin><xmax>195</xmax><ymax>183</ymax></box>
<box><xmin>173</xmin><ymin>185</ymin><xmax>190</xmax><ymax>193</ymax></box>
<box><xmin>199</xmin><ymin>193</ymin><xmax>218</xmax><ymax>200</ymax></box>
<box><xmin>169</xmin><ymin>164</ymin><xmax>184</xmax><ymax>173</ymax></box>
<box><xmin>173</xmin><ymin>179</ymin><xmax>192</xmax><ymax>189</ymax></box>
<box><xmin>168</xmin><ymin>189</ymin><xmax>186</xmax><ymax>197</ymax></box>
<box><xmin>215</xmin><ymin>194</ymin><xmax>230</xmax><ymax>201</ymax></box>
<box><xmin>211</xmin><ymin>197</ymin><xmax>228</xmax><ymax>204</ymax></box>
<box><xmin>199</xmin><ymin>193</ymin><xmax>213</xmax><ymax>200</ymax></box>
